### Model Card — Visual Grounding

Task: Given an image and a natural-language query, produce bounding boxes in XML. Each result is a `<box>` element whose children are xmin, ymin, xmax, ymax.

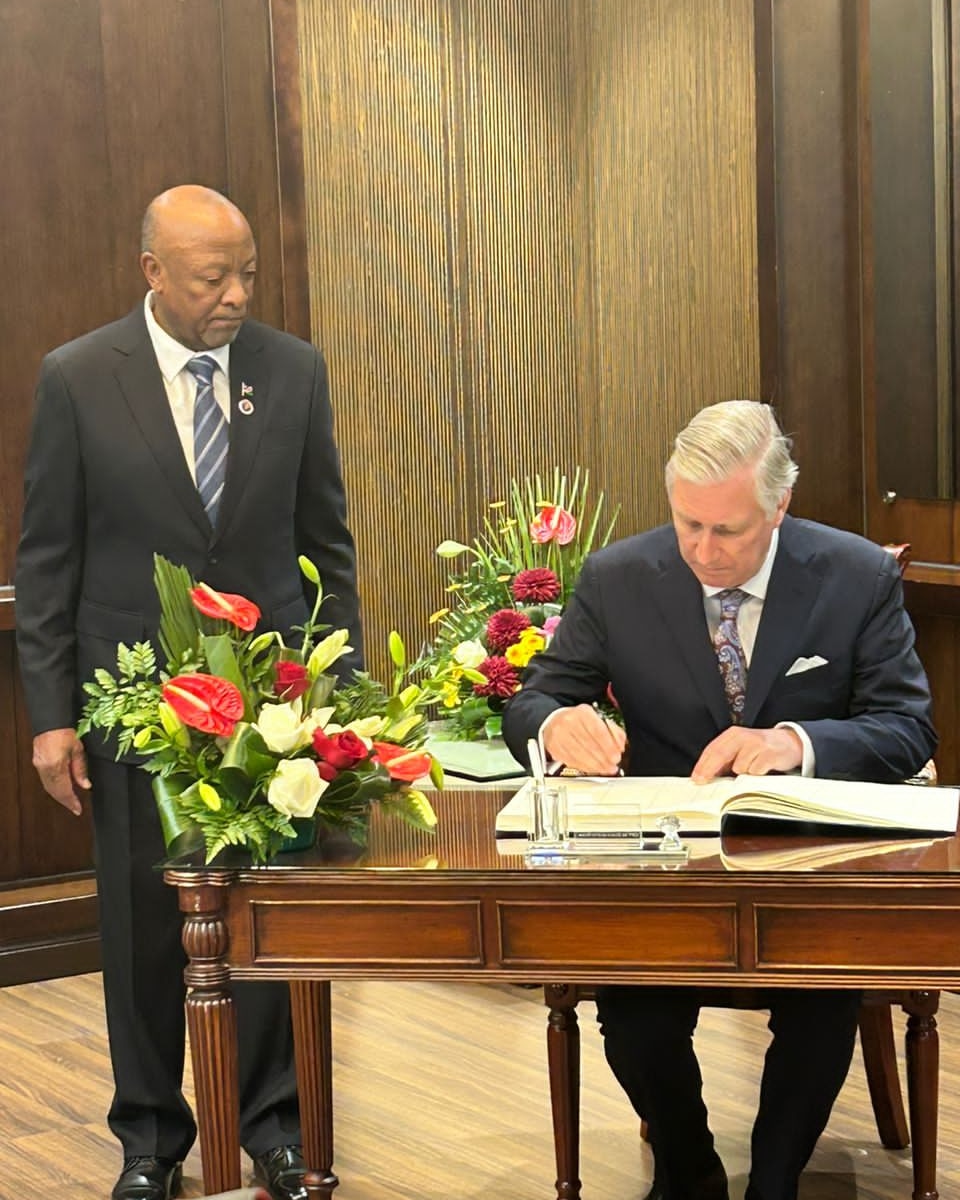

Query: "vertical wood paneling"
<box><xmin>0</xmin><ymin>0</ymin><xmax>300</xmax><ymax>969</ymax></box>
<box><xmin>297</xmin><ymin>0</ymin><xmax>759</xmax><ymax>675</ymax></box>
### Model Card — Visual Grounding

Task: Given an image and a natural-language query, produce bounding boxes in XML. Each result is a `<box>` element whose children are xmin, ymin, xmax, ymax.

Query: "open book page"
<box><xmin>495</xmin><ymin>775</ymin><xmax>960</xmax><ymax>837</ymax></box>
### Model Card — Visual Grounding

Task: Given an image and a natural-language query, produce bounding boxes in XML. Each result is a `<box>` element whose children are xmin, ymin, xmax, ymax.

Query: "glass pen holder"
<box><xmin>525</xmin><ymin>785</ymin><xmax>689</xmax><ymax>865</ymax></box>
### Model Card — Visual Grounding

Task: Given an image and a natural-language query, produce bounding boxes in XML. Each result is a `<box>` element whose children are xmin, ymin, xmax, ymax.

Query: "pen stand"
<box><xmin>558</xmin><ymin>812</ymin><xmax>690</xmax><ymax>864</ymax></box>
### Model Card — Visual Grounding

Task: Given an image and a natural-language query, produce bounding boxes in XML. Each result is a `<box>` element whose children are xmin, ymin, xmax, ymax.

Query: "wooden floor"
<box><xmin>1</xmin><ymin>974</ymin><xmax>958</xmax><ymax>1199</ymax></box>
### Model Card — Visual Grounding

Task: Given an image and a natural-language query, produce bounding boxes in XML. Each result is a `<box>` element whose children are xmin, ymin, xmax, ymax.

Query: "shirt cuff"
<box><xmin>776</xmin><ymin>721</ymin><xmax>816</xmax><ymax>776</ymax></box>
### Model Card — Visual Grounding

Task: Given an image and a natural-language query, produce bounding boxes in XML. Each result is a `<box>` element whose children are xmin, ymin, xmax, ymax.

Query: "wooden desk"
<box><xmin>165</xmin><ymin>788</ymin><xmax>960</xmax><ymax>1198</ymax></box>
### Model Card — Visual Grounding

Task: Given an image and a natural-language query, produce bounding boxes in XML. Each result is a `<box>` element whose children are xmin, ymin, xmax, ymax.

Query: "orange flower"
<box><xmin>162</xmin><ymin>673</ymin><xmax>244</xmax><ymax>737</ymax></box>
<box><xmin>372</xmin><ymin>741</ymin><xmax>432</xmax><ymax>782</ymax></box>
<box><xmin>190</xmin><ymin>582</ymin><xmax>261</xmax><ymax>631</ymax></box>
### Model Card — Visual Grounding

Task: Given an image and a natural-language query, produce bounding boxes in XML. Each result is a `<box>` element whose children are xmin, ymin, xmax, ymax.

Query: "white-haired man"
<box><xmin>503</xmin><ymin>400</ymin><xmax>936</xmax><ymax>1200</ymax></box>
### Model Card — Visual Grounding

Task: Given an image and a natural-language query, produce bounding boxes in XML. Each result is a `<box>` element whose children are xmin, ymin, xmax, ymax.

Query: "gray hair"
<box><xmin>665</xmin><ymin>400</ymin><xmax>798</xmax><ymax>516</ymax></box>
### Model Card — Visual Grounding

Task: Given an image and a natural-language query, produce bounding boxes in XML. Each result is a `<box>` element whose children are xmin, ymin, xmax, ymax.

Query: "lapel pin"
<box><xmin>239</xmin><ymin>383</ymin><xmax>255</xmax><ymax>416</ymax></box>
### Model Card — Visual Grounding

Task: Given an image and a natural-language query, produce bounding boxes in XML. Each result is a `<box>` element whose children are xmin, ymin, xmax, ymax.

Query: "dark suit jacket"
<box><xmin>15</xmin><ymin>304</ymin><xmax>363</xmax><ymax>753</ymax></box>
<box><xmin>502</xmin><ymin>516</ymin><xmax>936</xmax><ymax>782</ymax></box>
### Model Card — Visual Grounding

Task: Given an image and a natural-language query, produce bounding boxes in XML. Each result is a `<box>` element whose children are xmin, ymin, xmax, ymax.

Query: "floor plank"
<box><xmin>0</xmin><ymin>974</ymin><xmax>955</xmax><ymax>1198</ymax></box>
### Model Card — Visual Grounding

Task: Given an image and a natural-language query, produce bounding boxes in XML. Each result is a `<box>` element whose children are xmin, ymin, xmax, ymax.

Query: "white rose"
<box><xmin>452</xmin><ymin>639</ymin><xmax>486</xmax><ymax>669</ymax></box>
<box><xmin>254</xmin><ymin>700</ymin><xmax>312</xmax><ymax>753</ymax></box>
<box><xmin>267</xmin><ymin>758</ymin><xmax>328</xmax><ymax>818</ymax></box>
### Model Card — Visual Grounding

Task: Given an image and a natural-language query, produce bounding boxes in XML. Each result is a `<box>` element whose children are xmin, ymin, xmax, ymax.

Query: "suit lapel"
<box><xmin>112</xmin><ymin>311</ymin><xmax>210</xmax><ymax>536</ymax></box>
<box><xmin>654</xmin><ymin>551</ymin><xmax>731</xmax><ymax>731</ymax></box>
<box><xmin>215</xmin><ymin>324</ymin><xmax>267</xmax><ymax>542</ymax></box>
<box><xmin>742</xmin><ymin>520</ymin><xmax>822</xmax><ymax>724</ymax></box>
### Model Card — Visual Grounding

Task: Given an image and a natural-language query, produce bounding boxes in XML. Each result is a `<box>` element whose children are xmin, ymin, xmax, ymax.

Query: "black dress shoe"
<box><xmin>112</xmin><ymin>1157</ymin><xmax>182</xmax><ymax>1200</ymax></box>
<box><xmin>643</xmin><ymin>1161</ymin><xmax>729</xmax><ymax>1200</ymax></box>
<box><xmin>251</xmin><ymin>1145</ymin><xmax>308</xmax><ymax>1200</ymax></box>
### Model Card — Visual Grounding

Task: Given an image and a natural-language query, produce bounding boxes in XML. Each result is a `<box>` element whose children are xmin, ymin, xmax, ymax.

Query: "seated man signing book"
<box><xmin>501</xmin><ymin>400</ymin><xmax>937</xmax><ymax>1200</ymax></box>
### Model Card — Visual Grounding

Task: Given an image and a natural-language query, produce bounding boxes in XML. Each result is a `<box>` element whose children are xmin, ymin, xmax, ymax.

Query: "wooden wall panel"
<box><xmin>0</xmin><ymin>0</ymin><xmax>303</xmax><ymax>979</ymax></box>
<box><xmin>765</xmin><ymin>0</ymin><xmax>864</xmax><ymax>533</ymax></box>
<box><xmin>296</xmin><ymin>0</ymin><xmax>759</xmax><ymax>676</ymax></box>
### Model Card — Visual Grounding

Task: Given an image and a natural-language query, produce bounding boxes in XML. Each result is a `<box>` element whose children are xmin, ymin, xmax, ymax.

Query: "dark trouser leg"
<box><xmin>745</xmin><ymin>989</ymin><xmax>861</xmax><ymax>1200</ymax></box>
<box><xmin>595</xmin><ymin>985</ymin><xmax>724</xmax><ymax>1197</ymax></box>
<box><xmin>90</xmin><ymin>755</ymin><xmax>196</xmax><ymax>1160</ymax></box>
<box><xmin>90</xmin><ymin>757</ymin><xmax>300</xmax><ymax>1161</ymax></box>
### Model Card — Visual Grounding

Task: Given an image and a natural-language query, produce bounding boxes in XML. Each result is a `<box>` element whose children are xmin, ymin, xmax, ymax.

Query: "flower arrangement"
<box><xmin>418</xmin><ymin>468</ymin><xmax>619</xmax><ymax>740</ymax></box>
<box><xmin>78</xmin><ymin>555</ymin><xmax>442</xmax><ymax>864</ymax></box>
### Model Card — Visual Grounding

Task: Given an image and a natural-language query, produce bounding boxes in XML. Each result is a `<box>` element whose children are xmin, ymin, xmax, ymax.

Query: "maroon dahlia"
<box><xmin>511</xmin><ymin>567</ymin><xmax>561</xmax><ymax>604</ymax></box>
<box><xmin>473</xmin><ymin>656</ymin><xmax>521</xmax><ymax>699</ymax></box>
<box><xmin>485</xmin><ymin>608</ymin><xmax>532</xmax><ymax>652</ymax></box>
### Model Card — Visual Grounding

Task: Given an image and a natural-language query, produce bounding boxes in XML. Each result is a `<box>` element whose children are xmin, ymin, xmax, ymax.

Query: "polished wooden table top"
<box><xmin>167</xmin><ymin>785</ymin><xmax>960</xmax><ymax>878</ymax></box>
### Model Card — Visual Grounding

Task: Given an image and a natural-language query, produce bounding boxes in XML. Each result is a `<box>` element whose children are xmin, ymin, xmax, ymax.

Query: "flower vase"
<box><xmin>279</xmin><ymin>816</ymin><xmax>318</xmax><ymax>853</ymax></box>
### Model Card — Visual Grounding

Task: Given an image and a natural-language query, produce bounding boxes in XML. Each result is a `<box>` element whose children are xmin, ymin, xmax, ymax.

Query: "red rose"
<box><xmin>190</xmin><ymin>582</ymin><xmax>261</xmax><ymax>631</ymax></box>
<box><xmin>316</xmin><ymin>760</ymin><xmax>339</xmax><ymax>782</ymax></box>
<box><xmin>529</xmin><ymin>505</ymin><xmax>576</xmax><ymax>545</ymax></box>
<box><xmin>313</xmin><ymin>728</ymin><xmax>369</xmax><ymax>770</ymax></box>
<box><xmin>162</xmin><ymin>673</ymin><xmax>244</xmax><ymax>737</ymax></box>
<box><xmin>372</xmin><ymin>741</ymin><xmax>432</xmax><ymax>782</ymax></box>
<box><xmin>274</xmin><ymin>660</ymin><xmax>310</xmax><ymax>701</ymax></box>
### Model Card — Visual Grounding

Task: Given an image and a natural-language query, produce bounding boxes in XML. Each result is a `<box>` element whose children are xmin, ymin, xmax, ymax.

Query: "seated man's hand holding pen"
<box><xmin>541</xmin><ymin>703</ymin><xmax>627</xmax><ymax>776</ymax></box>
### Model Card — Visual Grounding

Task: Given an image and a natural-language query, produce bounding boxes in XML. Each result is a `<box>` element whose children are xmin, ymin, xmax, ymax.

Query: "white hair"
<box><xmin>664</xmin><ymin>400</ymin><xmax>798</xmax><ymax>516</ymax></box>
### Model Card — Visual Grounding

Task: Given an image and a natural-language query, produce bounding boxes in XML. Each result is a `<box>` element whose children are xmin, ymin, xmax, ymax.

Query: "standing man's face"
<box><xmin>669</xmin><ymin>463</ymin><xmax>791</xmax><ymax>589</ymax></box>
<box><xmin>141</xmin><ymin>208</ymin><xmax>257</xmax><ymax>351</ymax></box>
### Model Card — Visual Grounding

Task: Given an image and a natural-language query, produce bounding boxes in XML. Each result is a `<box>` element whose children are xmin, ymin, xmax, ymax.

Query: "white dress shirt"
<box><xmin>143</xmin><ymin>293</ymin><xmax>231</xmax><ymax>481</ymax></box>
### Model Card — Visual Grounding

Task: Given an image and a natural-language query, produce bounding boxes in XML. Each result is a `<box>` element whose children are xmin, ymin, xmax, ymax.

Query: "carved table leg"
<box><xmin>904</xmin><ymin>990</ymin><xmax>940</xmax><ymax>1200</ymax></box>
<box><xmin>290</xmin><ymin>979</ymin><xmax>339</xmax><ymax>1199</ymax></box>
<box><xmin>176</xmin><ymin>879</ymin><xmax>242</xmax><ymax>1195</ymax></box>
<box><xmin>544</xmin><ymin>984</ymin><xmax>582</xmax><ymax>1200</ymax></box>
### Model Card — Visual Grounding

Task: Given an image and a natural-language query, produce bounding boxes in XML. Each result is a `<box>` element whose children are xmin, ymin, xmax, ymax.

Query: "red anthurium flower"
<box><xmin>190</xmin><ymin>582</ymin><xmax>261</xmax><ymax>631</ymax></box>
<box><xmin>162</xmin><ymin>673</ymin><xmax>244</xmax><ymax>737</ymax></box>
<box><xmin>372</xmin><ymin>741</ymin><xmax>432</xmax><ymax>782</ymax></box>
<box><xmin>529</xmin><ymin>504</ymin><xmax>576</xmax><ymax>546</ymax></box>
<box><xmin>274</xmin><ymin>660</ymin><xmax>310</xmax><ymax>701</ymax></box>
<box><xmin>313</xmin><ymin>728</ymin><xmax>369</xmax><ymax>770</ymax></box>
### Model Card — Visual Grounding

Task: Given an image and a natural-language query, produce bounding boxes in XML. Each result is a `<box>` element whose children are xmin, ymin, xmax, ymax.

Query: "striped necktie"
<box><xmin>714</xmin><ymin>588</ymin><xmax>749</xmax><ymax>724</ymax></box>
<box><xmin>187</xmin><ymin>355</ymin><xmax>228</xmax><ymax>523</ymax></box>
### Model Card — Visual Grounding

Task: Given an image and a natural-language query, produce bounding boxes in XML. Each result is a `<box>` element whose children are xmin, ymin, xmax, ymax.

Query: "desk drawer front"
<box><xmin>497</xmin><ymin>902</ymin><xmax>738</xmax><ymax>968</ymax></box>
<box><xmin>756</xmin><ymin>905</ymin><xmax>960</xmax><ymax>969</ymax></box>
<box><xmin>248</xmin><ymin>900</ymin><xmax>483</xmax><ymax>965</ymax></box>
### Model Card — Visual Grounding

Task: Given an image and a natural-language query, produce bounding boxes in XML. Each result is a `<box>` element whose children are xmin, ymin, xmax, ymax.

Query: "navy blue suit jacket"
<box><xmin>16</xmin><ymin>305</ymin><xmax>363</xmax><ymax>753</ymax></box>
<box><xmin>502</xmin><ymin>516</ymin><xmax>936</xmax><ymax>782</ymax></box>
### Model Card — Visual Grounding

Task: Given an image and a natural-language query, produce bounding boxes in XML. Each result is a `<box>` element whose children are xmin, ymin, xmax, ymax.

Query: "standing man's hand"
<box><xmin>691</xmin><ymin>726</ymin><xmax>803</xmax><ymax>783</ymax></box>
<box><xmin>542</xmin><ymin>704</ymin><xmax>627</xmax><ymax>776</ymax></box>
<box><xmin>32</xmin><ymin>728</ymin><xmax>91</xmax><ymax>815</ymax></box>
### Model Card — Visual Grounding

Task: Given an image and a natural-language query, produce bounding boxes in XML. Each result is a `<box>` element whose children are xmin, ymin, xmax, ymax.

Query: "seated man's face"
<box><xmin>669</xmin><ymin>463</ymin><xmax>790</xmax><ymax>590</ymax></box>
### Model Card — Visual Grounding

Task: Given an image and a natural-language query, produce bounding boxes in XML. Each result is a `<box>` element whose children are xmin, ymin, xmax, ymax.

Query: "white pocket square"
<box><xmin>785</xmin><ymin>655</ymin><xmax>829</xmax><ymax>677</ymax></box>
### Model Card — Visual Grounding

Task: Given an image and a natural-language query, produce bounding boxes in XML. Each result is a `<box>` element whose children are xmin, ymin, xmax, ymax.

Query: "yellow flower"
<box><xmin>441</xmin><ymin>680</ymin><xmax>462</xmax><ymax>709</ymax></box>
<box><xmin>505</xmin><ymin>628</ymin><xmax>546</xmax><ymax>667</ymax></box>
<box><xmin>429</xmin><ymin>607</ymin><xmax>450</xmax><ymax>624</ymax></box>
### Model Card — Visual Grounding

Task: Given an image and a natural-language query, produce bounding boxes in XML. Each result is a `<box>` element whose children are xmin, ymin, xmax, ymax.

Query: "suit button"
<box><xmin>208</xmin><ymin>556</ymin><xmax>219</xmax><ymax>566</ymax></box>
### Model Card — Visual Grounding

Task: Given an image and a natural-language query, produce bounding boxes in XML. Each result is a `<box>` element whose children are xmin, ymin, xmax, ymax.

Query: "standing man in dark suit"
<box><xmin>502</xmin><ymin>400</ymin><xmax>936</xmax><ymax>1200</ymax></box>
<box><xmin>15</xmin><ymin>185</ymin><xmax>363</xmax><ymax>1200</ymax></box>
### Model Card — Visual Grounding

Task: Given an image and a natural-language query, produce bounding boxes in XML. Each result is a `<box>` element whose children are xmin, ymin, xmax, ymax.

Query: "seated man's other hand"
<box><xmin>691</xmin><ymin>725</ymin><xmax>803</xmax><ymax>783</ymax></box>
<box><xmin>543</xmin><ymin>704</ymin><xmax>626</xmax><ymax>776</ymax></box>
